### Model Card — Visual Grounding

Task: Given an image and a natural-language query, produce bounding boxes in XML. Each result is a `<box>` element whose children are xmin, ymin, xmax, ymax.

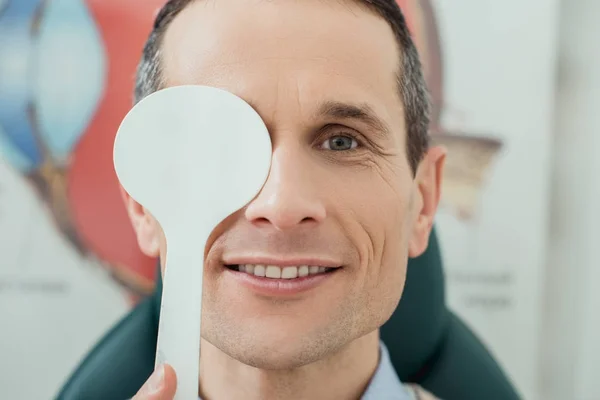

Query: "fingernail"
<box><xmin>146</xmin><ymin>364</ymin><xmax>165</xmax><ymax>394</ymax></box>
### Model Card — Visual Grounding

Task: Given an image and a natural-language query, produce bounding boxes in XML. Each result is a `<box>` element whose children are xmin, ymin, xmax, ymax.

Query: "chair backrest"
<box><xmin>382</xmin><ymin>230</ymin><xmax>520</xmax><ymax>399</ymax></box>
<box><xmin>56</xmin><ymin>228</ymin><xmax>520</xmax><ymax>400</ymax></box>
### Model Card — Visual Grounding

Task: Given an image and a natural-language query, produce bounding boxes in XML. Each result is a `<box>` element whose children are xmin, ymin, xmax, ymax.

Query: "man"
<box><xmin>125</xmin><ymin>0</ymin><xmax>446</xmax><ymax>398</ymax></box>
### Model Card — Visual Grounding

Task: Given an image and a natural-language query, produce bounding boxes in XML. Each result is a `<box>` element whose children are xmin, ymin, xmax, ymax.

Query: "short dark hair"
<box><xmin>135</xmin><ymin>0</ymin><xmax>430</xmax><ymax>173</ymax></box>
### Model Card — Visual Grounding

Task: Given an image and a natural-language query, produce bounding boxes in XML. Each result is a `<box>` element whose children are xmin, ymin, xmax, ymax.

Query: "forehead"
<box><xmin>162</xmin><ymin>0</ymin><xmax>403</xmax><ymax>128</ymax></box>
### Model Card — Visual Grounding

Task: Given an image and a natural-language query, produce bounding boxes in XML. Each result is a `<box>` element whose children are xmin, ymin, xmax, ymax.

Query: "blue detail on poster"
<box><xmin>0</xmin><ymin>0</ymin><xmax>105</xmax><ymax>172</ymax></box>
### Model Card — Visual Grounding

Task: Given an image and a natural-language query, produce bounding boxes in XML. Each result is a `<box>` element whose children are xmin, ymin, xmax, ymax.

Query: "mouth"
<box><xmin>223</xmin><ymin>262</ymin><xmax>341</xmax><ymax>296</ymax></box>
<box><xmin>225</xmin><ymin>264</ymin><xmax>337</xmax><ymax>279</ymax></box>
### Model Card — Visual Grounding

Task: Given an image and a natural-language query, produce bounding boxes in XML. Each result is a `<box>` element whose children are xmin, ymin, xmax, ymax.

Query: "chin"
<box><xmin>228</xmin><ymin>347</ymin><xmax>316</xmax><ymax>370</ymax></box>
<box><xmin>207</xmin><ymin>321</ymin><xmax>349</xmax><ymax>370</ymax></box>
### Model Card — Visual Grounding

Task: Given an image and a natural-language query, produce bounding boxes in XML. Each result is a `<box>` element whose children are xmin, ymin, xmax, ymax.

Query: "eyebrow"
<box><xmin>317</xmin><ymin>101</ymin><xmax>391</xmax><ymax>138</ymax></box>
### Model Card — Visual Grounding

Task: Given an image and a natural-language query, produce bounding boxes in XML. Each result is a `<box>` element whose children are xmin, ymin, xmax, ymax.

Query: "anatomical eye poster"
<box><xmin>0</xmin><ymin>0</ymin><xmax>558</xmax><ymax>399</ymax></box>
<box><xmin>0</xmin><ymin>1</ymin><xmax>165</xmax><ymax>398</ymax></box>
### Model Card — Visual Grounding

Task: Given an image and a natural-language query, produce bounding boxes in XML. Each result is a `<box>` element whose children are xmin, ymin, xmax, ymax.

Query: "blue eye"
<box><xmin>322</xmin><ymin>135</ymin><xmax>358</xmax><ymax>151</ymax></box>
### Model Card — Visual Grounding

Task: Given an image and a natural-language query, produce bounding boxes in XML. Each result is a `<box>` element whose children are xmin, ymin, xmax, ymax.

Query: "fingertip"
<box><xmin>162</xmin><ymin>364</ymin><xmax>177</xmax><ymax>384</ymax></box>
<box><xmin>160</xmin><ymin>364</ymin><xmax>178</xmax><ymax>396</ymax></box>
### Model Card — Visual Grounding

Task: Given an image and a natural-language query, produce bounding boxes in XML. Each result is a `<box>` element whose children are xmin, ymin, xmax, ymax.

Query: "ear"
<box><xmin>408</xmin><ymin>145</ymin><xmax>446</xmax><ymax>258</ymax></box>
<box><xmin>119</xmin><ymin>185</ymin><xmax>161</xmax><ymax>257</ymax></box>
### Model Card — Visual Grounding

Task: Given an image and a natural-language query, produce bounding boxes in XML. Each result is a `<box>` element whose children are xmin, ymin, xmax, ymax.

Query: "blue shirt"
<box><xmin>362</xmin><ymin>343</ymin><xmax>416</xmax><ymax>400</ymax></box>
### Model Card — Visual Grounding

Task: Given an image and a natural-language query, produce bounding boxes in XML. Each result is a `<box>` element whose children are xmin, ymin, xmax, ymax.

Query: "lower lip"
<box><xmin>224</xmin><ymin>268</ymin><xmax>338</xmax><ymax>296</ymax></box>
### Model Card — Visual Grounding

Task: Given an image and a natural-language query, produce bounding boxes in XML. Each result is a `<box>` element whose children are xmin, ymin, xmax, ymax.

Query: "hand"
<box><xmin>132</xmin><ymin>364</ymin><xmax>178</xmax><ymax>400</ymax></box>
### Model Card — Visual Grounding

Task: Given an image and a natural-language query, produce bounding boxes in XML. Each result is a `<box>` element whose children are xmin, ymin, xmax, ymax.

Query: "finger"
<box><xmin>407</xmin><ymin>384</ymin><xmax>437</xmax><ymax>400</ymax></box>
<box><xmin>132</xmin><ymin>364</ymin><xmax>177</xmax><ymax>400</ymax></box>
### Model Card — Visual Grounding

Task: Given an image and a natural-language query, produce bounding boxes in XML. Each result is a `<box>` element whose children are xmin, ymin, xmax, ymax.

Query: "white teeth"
<box><xmin>281</xmin><ymin>266</ymin><xmax>298</xmax><ymax>279</ymax></box>
<box><xmin>298</xmin><ymin>265</ymin><xmax>309</xmax><ymax>277</ymax></box>
<box><xmin>265</xmin><ymin>265</ymin><xmax>282</xmax><ymax>278</ymax></box>
<box><xmin>254</xmin><ymin>265</ymin><xmax>266</xmax><ymax>277</ymax></box>
<box><xmin>235</xmin><ymin>264</ymin><xmax>334</xmax><ymax>279</ymax></box>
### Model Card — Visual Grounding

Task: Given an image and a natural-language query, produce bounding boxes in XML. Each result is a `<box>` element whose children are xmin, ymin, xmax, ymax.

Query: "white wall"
<box><xmin>541</xmin><ymin>0</ymin><xmax>600</xmax><ymax>399</ymax></box>
<box><xmin>0</xmin><ymin>161</ymin><xmax>128</xmax><ymax>400</ymax></box>
<box><xmin>433</xmin><ymin>0</ymin><xmax>560</xmax><ymax>398</ymax></box>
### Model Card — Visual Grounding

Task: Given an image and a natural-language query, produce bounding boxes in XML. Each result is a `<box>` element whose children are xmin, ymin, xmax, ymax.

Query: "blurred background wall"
<box><xmin>0</xmin><ymin>0</ymin><xmax>598</xmax><ymax>399</ymax></box>
<box><xmin>541</xmin><ymin>0</ymin><xmax>600</xmax><ymax>399</ymax></box>
<box><xmin>431</xmin><ymin>0</ymin><xmax>558</xmax><ymax>399</ymax></box>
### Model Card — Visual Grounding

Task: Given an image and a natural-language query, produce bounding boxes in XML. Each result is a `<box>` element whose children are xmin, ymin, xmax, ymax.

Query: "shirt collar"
<box><xmin>361</xmin><ymin>342</ymin><xmax>415</xmax><ymax>399</ymax></box>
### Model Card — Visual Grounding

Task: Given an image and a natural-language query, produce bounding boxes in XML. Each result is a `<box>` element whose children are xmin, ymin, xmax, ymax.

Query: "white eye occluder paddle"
<box><xmin>114</xmin><ymin>85</ymin><xmax>272</xmax><ymax>400</ymax></box>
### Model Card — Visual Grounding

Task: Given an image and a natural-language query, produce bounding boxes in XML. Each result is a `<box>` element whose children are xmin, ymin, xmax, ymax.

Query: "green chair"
<box><xmin>56</xmin><ymin>229</ymin><xmax>520</xmax><ymax>399</ymax></box>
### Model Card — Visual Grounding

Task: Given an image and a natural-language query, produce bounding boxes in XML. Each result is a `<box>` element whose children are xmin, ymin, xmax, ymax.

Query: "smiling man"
<box><xmin>126</xmin><ymin>0</ymin><xmax>445</xmax><ymax>399</ymax></box>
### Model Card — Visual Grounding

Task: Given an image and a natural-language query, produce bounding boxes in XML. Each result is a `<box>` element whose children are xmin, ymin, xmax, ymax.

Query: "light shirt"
<box><xmin>362</xmin><ymin>342</ymin><xmax>417</xmax><ymax>400</ymax></box>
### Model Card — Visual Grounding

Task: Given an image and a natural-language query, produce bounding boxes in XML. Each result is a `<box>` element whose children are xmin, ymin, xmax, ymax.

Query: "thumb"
<box><xmin>133</xmin><ymin>364</ymin><xmax>177</xmax><ymax>400</ymax></box>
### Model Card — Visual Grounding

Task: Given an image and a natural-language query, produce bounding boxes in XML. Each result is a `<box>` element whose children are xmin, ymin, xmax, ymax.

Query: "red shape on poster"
<box><xmin>68</xmin><ymin>0</ymin><xmax>167</xmax><ymax>295</ymax></box>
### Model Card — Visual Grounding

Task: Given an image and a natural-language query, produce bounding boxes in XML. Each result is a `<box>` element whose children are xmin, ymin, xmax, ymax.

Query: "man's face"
<box><xmin>126</xmin><ymin>0</ymin><xmax>443</xmax><ymax>369</ymax></box>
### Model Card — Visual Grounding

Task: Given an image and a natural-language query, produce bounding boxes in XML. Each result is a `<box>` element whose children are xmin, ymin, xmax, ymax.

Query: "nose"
<box><xmin>245</xmin><ymin>148</ymin><xmax>326</xmax><ymax>230</ymax></box>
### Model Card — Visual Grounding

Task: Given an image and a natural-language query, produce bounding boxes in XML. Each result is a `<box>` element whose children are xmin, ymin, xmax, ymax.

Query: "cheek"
<box><xmin>335</xmin><ymin>164</ymin><xmax>412</xmax><ymax>249</ymax></box>
<box><xmin>377</xmin><ymin>231</ymin><xmax>409</xmax><ymax>311</ymax></box>
<box><xmin>325</xmin><ymin>162</ymin><xmax>412</xmax><ymax>291</ymax></box>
